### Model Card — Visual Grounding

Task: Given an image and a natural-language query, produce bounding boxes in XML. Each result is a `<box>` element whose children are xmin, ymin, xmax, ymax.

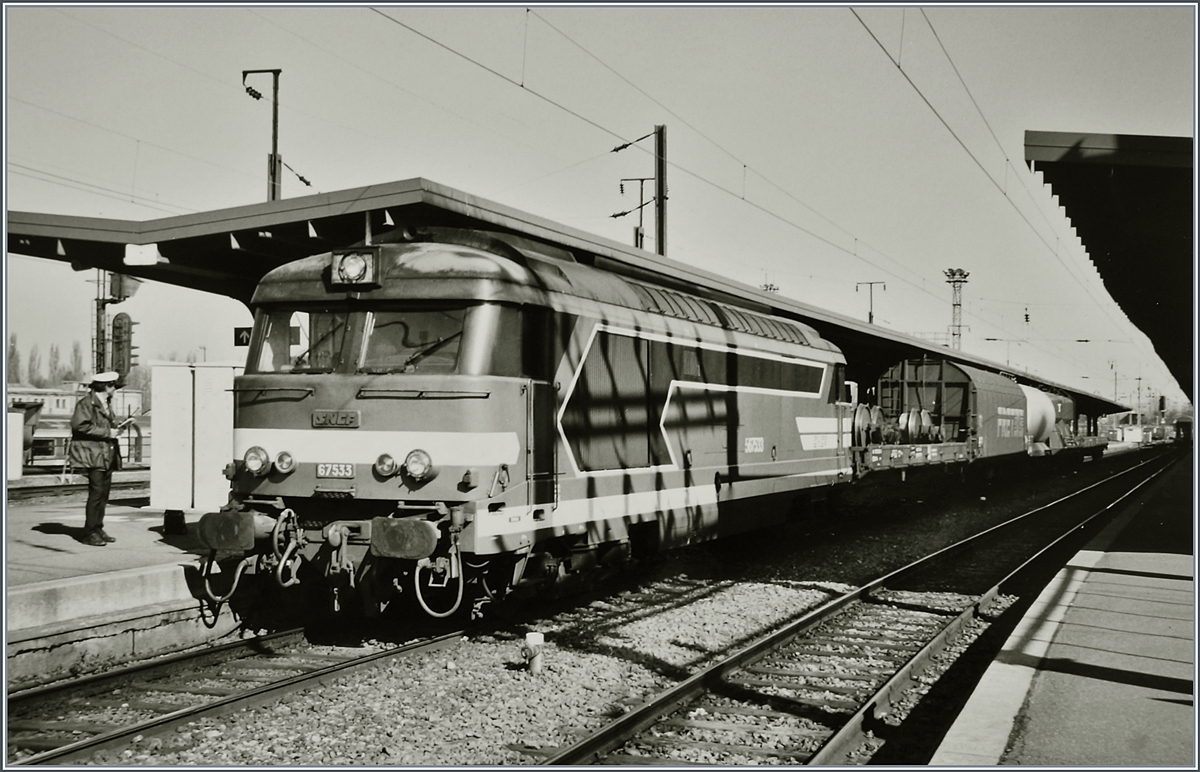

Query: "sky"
<box><xmin>4</xmin><ymin>3</ymin><xmax>1196</xmax><ymax>413</ymax></box>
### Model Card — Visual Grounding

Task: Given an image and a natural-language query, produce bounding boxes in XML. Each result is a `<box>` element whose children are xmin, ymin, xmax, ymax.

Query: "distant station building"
<box><xmin>7</xmin><ymin>382</ymin><xmax>148</xmax><ymax>468</ymax></box>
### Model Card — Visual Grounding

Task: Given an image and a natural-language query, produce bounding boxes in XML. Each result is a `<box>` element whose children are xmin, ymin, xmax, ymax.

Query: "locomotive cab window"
<box><xmin>249</xmin><ymin>303</ymin><xmax>526</xmax><ymax>376</ymax></box>
<box><xmin>359</xmin><ymin>303</ymin><xmax>522</xmax><ymax>377</ymax></box>
<box><xmin>360</xmin><ymin>307</ymin><xmax>466</xmax><ymax>374</ymax></box>
<box><xmin>253</xmin><ymin>308</ymin><xmax>351</xmax><ymax>373</ymax></box>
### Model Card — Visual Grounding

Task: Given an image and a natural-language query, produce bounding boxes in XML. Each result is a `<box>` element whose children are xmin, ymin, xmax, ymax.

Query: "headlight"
<box><xmin>331</xmin><ymin>248</ymin><xmax>379</xmax><ymax>286</ymax></box>
<box><xmin>274</xmin><ymin>451</ymin><xmax>296</xmax><ymax>474</ymax></box>
<box><xmin>244</xmin><ymin>446</ymin><xmax>271</xmax><ymax>476</ymax></box>
<box><xmin>374</xmin><ymin>453</ymin><xmax>399</xmax><ymax>477</ymax></box>
<box><xmin>339</xmin><ymin>253</ymin><xmax>368</xmax><ymax>282</ymax></box>
<box><xmin>404</xmin><ymin>449</ymin><xmax>434</xmax><ymax>481</ymax></box>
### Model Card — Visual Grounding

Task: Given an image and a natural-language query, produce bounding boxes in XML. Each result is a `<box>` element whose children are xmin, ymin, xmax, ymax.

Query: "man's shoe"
<box><xmin>83</xmin><ymin>531</ymin><xmax>107</xmax><ymax>547</ymax></box>
<box><xmin>96</xmin><ymin>528</ymin><xmax>116</xmax><ymax>543</ymax></box>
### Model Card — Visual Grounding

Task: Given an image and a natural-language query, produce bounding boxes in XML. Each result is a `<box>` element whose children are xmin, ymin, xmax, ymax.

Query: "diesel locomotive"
<box><xmin>196</xmin><ymin>225</ymin><xmax>1105</xmax><ymax>618</ymax></box>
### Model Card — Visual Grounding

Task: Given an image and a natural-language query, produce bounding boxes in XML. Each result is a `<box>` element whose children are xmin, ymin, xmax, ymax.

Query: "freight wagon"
<box><xmin>195</xmin><ymin>227</ymin><xmax>1106</xmax><ymax>619</ymax></box>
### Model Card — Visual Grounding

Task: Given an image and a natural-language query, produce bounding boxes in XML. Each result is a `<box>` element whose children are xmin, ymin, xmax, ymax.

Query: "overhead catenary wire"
<box><xmin>7</xmin><ymin>95</ymin><xmax>260</xmax><ymax>184</ymax></box>
<box><xmin>8</xmin><ymin>162</ymin><xmax>196</xmax><ymax>215</ymax></box>
<box><xmin>853</xmin><ymin>7</ymin><xmax>1162</xmax><ymax>378</ymax></box>
<box><xmin>373</xmin><ymin>7</ymin><xmax>1078</xmax><ymax>362</ymax></box>
<box><xmin>13</xmin><ymin>8</ymin><xmax>1169</xmax><ymax>395</ymax></box>
<box><xmin>520</xmin><ymin>8</ymin><xmax>1131</xmax><ymax>373</ymax></box>
<box><xmin>246</xmin><ymin>8</ymin><xmax>584</xmax><ymax>169</ymax></box>
<box><xmin>329</xmin><ymin>7</ymin><xmax>1142</xmax><ymax>383</ymax></box>
<box><xmin>528</xmin><ymin>9</ymin><xmax>930</xmax><ymax>293</ymax></box>
<box><xmin>918</xmin><ymin>10</ymin><xmax>1144</xmax><ymax>340</ymax></box>
<box><xmin>371</xmin><ymin>7</ymin><xmax>957</xmax><ymax>310</ymax></box>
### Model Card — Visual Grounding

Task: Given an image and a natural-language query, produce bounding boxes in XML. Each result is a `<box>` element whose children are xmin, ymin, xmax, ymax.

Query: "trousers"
<box><xmin>84</xmin><ymin>467</ymin><xmax>113</xmax><ymax>533</ymax></box>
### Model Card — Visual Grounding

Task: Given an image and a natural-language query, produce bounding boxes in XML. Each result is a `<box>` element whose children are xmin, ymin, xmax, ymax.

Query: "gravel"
<box><xmin>80</xmin><ymin>576</ymin><xmax>846</xmax><ymax>766</ymax></box>
<box><xmin>75</xmin><ymin>576</ymin><xmax>998</xmax><ymax>766</ymax></box>
<box><xmin>54</xmin><ymin>458</ymin><xmax>1121</xmax><ymax>765</ymax></box>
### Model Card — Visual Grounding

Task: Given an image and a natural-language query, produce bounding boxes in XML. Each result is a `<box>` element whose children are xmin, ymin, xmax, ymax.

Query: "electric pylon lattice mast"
<box><xmin>944</xmin><ymin>268</ymin><xmax>969</xmax><ymax>350</ymax></box>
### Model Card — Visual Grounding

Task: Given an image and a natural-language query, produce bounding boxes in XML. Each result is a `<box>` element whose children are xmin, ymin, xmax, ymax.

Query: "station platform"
<box><xmin>931</xmin><ymin>449</ymin><xmax>1195</xmax><ymax>766</ymax></box>
<box><xmin>5</xmin><ymin>471</ymin><xmax>209</xmax><ymax>643</ymax></box>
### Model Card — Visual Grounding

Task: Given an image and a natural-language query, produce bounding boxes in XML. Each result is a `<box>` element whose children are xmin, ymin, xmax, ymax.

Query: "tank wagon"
<box><xmin>196</xmin><ymin>227</ymin><xmax>1105</xmax><ymax>618</ymax></box>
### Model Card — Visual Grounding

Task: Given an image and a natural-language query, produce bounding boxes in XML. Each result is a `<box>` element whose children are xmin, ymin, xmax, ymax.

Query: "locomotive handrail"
<box><xmin>355</xmin><ymin>388</ymin><xmax>490</xmax><ymax>399</ymax></box>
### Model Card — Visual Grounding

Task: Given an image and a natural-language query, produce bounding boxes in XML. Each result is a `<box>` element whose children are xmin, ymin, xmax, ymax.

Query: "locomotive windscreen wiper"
<box><xmin>401</xmin><ymin>331</ymin><xmax>463</xmax><ymax>369</ymax></box>
<box><xmin>292</xmin><ymin>318</ymin><xmax>347</xmax><ymax>371</ymax></box>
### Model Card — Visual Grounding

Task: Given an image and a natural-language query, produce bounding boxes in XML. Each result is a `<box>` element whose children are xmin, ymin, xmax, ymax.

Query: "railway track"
<box><xmin>6</xmin><ymin>449</ymin><xmax>1178</xmax><ymax>765</ymax></box>
<box><xmin>541</xmin><ymin>450</ymin><xmax>1179</xmax><ymax>765</ymax></box>
<box><xmin>6</xmin><ymin>478</ymin><xmax>148</xmax><ymax>503</ymax></box>
<box><xmin>6</xmin><ymin>628</ymin><xmax>465</xmax><ymax>765</ymax></box>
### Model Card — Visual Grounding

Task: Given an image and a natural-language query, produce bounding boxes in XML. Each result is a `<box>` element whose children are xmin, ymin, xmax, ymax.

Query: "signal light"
<box><xmin>111</xmin><ymin>312</ymin><xmax>137</xmax><ymax>378</ymax></box>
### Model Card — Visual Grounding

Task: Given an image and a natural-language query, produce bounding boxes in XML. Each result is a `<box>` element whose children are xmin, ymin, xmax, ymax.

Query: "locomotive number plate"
<box><xmin>316</xmin><ymin>463</ymin><xmax>355</xmax><ymax>479</ymax></box>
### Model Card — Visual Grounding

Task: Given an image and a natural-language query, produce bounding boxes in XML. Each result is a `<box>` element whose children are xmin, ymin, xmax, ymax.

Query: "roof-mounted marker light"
<box><xmin>331</xmin><ymin>247</ymin><xmax>382</xmax><ymax>288</ymax></box>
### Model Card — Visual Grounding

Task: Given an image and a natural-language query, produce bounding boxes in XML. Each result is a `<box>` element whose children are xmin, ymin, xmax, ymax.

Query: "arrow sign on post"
<box><xmin>234</xmin><ymin>327</ymin><xmax>252</xmax><ymax>346</ymax></box>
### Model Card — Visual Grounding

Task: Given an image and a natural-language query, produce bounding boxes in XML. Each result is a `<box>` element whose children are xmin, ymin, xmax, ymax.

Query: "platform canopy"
<box><xmin>7</xmin><ymin>177</ymin><xmax>1127</xmax><ymax>417</ymax></box>
<box><xmin>1025</xmin><ymin>131</ymin><xmax>1194</xmax><ymax>403</ymax></box>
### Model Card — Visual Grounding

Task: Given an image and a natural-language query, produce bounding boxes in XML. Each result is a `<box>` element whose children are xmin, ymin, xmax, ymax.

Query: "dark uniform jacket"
<box><xmin>69</xmin><ymin>391</ymin><xmax>123</xmax><ymax>471</ymax></box>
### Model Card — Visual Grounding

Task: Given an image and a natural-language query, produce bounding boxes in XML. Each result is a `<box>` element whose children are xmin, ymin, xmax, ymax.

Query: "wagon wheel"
<box><xmin>852</xmin><ymin>404</ymin><xmax>871</xmax><ymax>448</ymax></box>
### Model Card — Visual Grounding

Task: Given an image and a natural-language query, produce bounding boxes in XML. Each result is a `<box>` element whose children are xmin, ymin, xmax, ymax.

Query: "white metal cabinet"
<box><xmin>150</xmin><ymin>363</ymin><xmax>242</xmax><ymax>512</ymax></box>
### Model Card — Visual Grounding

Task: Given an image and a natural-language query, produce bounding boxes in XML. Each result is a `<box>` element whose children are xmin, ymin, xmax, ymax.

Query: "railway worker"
<box><xmin>69</xmin><ymin>371</ymin><xmax>127</xmax><ymax>547</ymax></box>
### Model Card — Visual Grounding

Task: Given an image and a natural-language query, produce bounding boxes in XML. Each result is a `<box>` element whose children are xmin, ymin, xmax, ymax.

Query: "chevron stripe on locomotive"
<box><xmin>196</xmin><ymin>227</ymin><xmax>1105</xmax><ymax>617</ymax></box>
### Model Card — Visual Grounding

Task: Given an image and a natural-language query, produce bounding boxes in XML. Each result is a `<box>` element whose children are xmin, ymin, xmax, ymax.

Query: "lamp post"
<box><xmin>243</xmin><ymin>69</ymin><xmax>282</xmax><ymax>201</ymax></box>
<box><xmin>944</xmin><ymin>268</ymin><xmax>969</xmax><ymax>350</ymax></box>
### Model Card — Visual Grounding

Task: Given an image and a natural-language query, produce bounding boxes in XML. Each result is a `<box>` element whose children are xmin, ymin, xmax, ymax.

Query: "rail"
<box><xmin>542</xmin><ymin>450</ymin><xmax>1178</xmax><ymax>765</ymax></box>
<box><xmin>9</xmin><ymin>630</ymin><xmax>466</xmax><ymax>765</ymax></box>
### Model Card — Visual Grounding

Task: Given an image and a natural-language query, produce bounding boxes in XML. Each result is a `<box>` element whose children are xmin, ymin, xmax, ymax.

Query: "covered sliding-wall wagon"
<box><xmin>858</xmin><ymin>357</ymin><xmax>1105</xmax><ymax>471</ymax></box>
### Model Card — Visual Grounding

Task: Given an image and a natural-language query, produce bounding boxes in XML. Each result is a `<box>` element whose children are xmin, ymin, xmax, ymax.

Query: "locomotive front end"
<box><xmin>197</xmin><ymin>237</ymin><xmax>548</xmax><ymax>618</ymax></box>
